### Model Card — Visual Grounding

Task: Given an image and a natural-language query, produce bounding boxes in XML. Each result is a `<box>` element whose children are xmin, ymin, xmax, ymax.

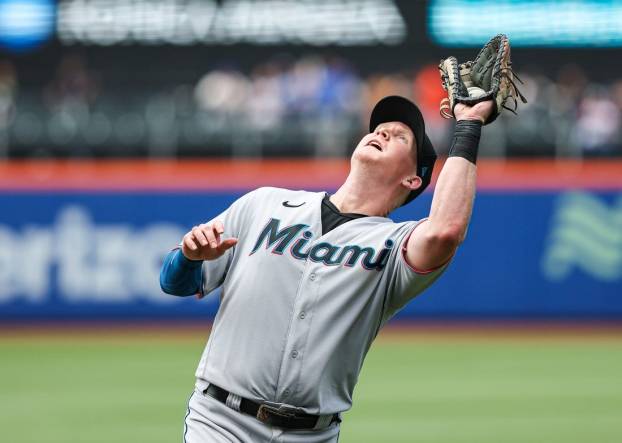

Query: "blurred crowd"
<box><xmin>1</xmin><ymin>54</ymin><xmax>621</xmax><ymax>158</ymax></box>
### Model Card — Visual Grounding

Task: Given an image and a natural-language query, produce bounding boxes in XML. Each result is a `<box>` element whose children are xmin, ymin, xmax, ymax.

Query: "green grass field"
<box><xmin>1</xmin><ymin>327</ymin><xmax>621</xmax><ymax>443</ymax></box>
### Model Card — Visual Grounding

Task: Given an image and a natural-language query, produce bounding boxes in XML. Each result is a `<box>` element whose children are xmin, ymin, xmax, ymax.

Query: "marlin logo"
<box><xmin>541</xmin><ymin>192</ymin><xmax>622</xmax><ymax>281</ymax></box>
<box><xmin>250</xmin><ymin>218</ymin><xmax>394</xmax><ymax>271</ymax></box>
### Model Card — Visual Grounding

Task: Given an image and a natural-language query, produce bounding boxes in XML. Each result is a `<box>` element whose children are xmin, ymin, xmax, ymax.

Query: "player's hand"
<box><xmin>181</xmin><ymin>220</ymin><xmax>238</xmax><ymax>261</ymax></box>
<box><xmin>454</xmin><ymin>100</ymin><xmax>495</xmax><ymax>124</ymax></box>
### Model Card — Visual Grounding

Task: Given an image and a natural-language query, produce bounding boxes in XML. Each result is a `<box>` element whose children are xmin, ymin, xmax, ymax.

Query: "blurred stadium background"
<box><xmin>0</xmin><ymin>0</ymin><xmax>621</xmax><ymax>442</ymax></box>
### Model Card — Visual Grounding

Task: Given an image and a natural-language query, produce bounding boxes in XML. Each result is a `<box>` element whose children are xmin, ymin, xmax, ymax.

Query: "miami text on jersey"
<box><xmin>249</xmin><ymin>218</ymin><xmax>394</xmax><ymax>271</ymax></box>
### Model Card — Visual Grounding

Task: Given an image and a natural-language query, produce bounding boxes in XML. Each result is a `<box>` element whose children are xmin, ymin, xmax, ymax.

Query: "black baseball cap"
<box><xmin>369</xmin><ymin>96</ymin><xmax>437</xmax><ymax>205</ymax></box>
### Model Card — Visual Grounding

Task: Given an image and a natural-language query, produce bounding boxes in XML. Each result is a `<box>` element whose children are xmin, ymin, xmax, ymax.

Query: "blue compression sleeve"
<box><xmin>159</xmin><ymin>249</ymin><xmax>202</xmax><ymax>296</ymax></box>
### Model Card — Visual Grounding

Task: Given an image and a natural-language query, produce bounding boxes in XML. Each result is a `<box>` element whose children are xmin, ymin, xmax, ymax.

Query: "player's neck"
<box><xmin>331</xmin><ymin>178</ymin><xmax>394</xmax><ymax>217</ymax></box>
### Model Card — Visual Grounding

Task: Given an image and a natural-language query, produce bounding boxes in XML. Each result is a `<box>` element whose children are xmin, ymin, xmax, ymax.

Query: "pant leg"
<box><xmin>274</xmin><ymin>418</ymin><xmax>341</xmax><ymax>443</ymax></box>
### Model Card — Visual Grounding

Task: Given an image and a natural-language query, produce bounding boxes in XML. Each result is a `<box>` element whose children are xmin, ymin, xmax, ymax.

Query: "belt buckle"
<box><xmin>256</xmin><ymin>403</ymin><xmax>298</xmax><ymax>424</ymax></box>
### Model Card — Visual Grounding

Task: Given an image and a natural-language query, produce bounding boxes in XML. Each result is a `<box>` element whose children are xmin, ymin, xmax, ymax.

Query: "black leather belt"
<box><xmin>204</xmin><ymin>384</ymin><xmax>340</xmax><ymax>430</ymax></box>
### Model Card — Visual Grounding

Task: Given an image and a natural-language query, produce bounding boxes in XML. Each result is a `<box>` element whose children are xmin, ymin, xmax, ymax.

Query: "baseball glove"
<box><xmin>438</xmin><ymin>34</ymin><xmax>527</xmax><ymax>125</ymax></box>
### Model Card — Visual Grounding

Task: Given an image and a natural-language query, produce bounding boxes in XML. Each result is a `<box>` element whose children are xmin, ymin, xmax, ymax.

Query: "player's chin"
<box><xmin>352</xmin><ymin>146</ymin><xmax>382</xmax><ymax>164</ymax></box>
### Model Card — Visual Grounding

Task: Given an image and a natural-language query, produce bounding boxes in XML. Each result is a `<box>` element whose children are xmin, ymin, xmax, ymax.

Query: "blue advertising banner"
<box><xmin>0</xmin><ymin>190</ymin><xmax>620</xmax><ymax>320</ymax></box>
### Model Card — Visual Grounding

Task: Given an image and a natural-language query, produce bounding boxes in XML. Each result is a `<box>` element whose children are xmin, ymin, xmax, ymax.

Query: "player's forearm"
<box><xmin>427</xmin><ymin>156</ymin><xmax>476</xmax><ymax>243</ymax></box>
<box><xmin>427</xmin><ymin>119</ymin><xmax>481</xmax><ymax>242</ymax></box>
<box><xmin>405</xmin><ymin>116</ymin><xmax>485</xmax><ymax>270</ymax></box>
<box><xmin>159</xmin><ymin>249</ymin><xmax>202</xmax><ymax>296</ymax></box>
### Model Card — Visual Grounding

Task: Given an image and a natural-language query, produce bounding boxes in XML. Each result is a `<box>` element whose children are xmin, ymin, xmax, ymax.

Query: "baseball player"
<box><xmin>159</xmin><ymin>94</ymin><xmax>493</xmax><ymax>442</ymax></box>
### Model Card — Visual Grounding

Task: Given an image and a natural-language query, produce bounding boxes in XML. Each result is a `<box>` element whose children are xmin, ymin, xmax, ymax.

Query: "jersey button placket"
<box><xmin>278</xmin><ymin>261</ymin><xmax>317</xmax><ymax>403</ymax></box>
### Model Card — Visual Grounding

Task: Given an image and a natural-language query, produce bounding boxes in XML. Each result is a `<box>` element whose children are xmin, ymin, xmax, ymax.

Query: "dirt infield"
<box><xmin>1</xmin><ymin>320</ymin><xmax>621</xmax><ymax>342</ymax></box>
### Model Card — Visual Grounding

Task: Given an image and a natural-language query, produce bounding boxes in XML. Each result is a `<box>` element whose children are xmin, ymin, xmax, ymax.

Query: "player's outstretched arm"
<box><xmin>405</xmin><ymin>101</ymin><xmax>493</xmax><ymax>271</ymax></box>
<box><xmin>159</xmin><ymin>220</ymin><xmax>238</xmax><ymax>296</ymax></box>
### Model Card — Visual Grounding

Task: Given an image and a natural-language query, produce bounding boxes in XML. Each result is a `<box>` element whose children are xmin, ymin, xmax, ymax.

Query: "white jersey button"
<box><xmin>309</xmin><ymin>273</ymin><xmax>316</xmax><ymax>281</ymax></box>
<box><xmin>299</xmin><ymin>311</ymin><xmax>306</xmax><ymax>319</ymax></box>
<box><xmin>291</xmin><ymin>350</ymin><xmax>299</xmax><ymax>358</ymax></box>
<box><xmin>283</xmin><ymin>388</ymin><xmax>290</xmax><ymax>396</ymax></box>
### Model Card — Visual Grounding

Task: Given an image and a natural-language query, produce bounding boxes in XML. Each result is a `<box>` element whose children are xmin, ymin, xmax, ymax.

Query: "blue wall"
<box><xmin>1</xmin><ymin>190</ymin><xmax>620</xmax><ymax>320</ymax></box>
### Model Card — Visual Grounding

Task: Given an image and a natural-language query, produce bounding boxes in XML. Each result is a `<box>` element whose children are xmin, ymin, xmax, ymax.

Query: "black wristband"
<box><xmin>448</xmin><ymin>120</ymin><xmax>482</xmax><ymax>164</ymax></box>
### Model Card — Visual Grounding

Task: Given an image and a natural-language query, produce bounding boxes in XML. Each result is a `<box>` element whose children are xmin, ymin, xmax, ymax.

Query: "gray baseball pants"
<box><xmin>183</xmin><ymin>388</ymin><xmax>341</xmax><ymax>443</ymax></box>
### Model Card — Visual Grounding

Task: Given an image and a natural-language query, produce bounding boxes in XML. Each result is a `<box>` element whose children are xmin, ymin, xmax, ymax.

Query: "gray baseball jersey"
<box><xmin>195</xmin><ymin>187</ymin><xmax>448</xmax><ymax>415</ymax></box>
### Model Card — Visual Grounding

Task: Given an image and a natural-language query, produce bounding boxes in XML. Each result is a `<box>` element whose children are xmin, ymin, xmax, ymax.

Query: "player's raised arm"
<box><xmin>405</xmin><ymin>101</ymin><xmax>493</xmax><ymax>271</ymax></box>
<box><xmin>404</xmin><ymin>34</ymin><xmax>526</xmax><ymax>271</ymax></box>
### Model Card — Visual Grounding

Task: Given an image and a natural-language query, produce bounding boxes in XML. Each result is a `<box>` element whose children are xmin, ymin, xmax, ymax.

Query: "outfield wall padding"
<box><xmin>1</xmin><ymin>160</ymin><xmax>620</xmax><ymax>320</ymax></box>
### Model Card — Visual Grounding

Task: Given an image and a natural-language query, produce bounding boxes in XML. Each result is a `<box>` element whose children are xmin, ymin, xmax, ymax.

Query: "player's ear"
<box><xmin>401</xmin><ymin>175</ymin><xmax>422</xmax><ymax>191</ymax></box>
